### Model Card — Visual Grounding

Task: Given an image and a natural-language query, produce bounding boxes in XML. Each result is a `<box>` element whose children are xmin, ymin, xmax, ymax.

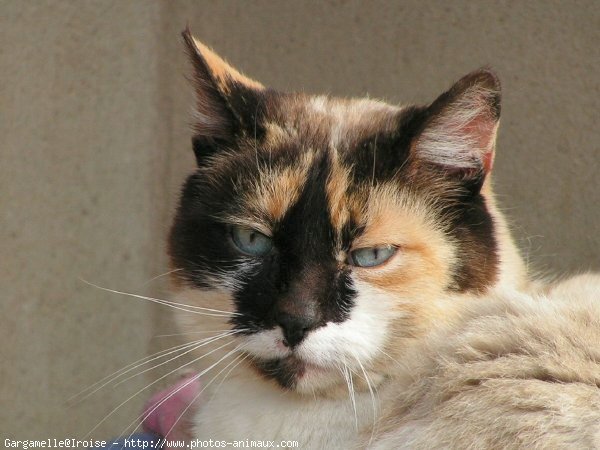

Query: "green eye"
<box><xmin>231</xmin><ymin>226</ymin><xmax>273</xmax><ymax>257</ymax></box>
<box><xmin>348</xmin><ymin>245</ymin><xmax>397</xmax><ymax>268</ymax></box>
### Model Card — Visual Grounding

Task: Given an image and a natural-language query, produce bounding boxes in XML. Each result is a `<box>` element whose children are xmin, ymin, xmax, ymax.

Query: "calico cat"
<box><xmin>166</xmin><ymin>29</ymin><xmax>599</xmax><ymax>449</ymax></box>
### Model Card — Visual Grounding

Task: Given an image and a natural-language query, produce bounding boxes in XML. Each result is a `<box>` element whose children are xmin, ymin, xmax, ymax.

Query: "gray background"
<box><xmin>2</xmin><ymin>0</ymin><xmax>598</xmax><ymax>441</ymax></box>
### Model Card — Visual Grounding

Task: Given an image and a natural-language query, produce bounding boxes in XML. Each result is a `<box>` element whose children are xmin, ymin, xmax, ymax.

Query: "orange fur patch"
<box><xmin>245</xmin><ymin>156</ymin><xmax>313</xmax><ymax>225</ymax></box>
<box><xmin>190</xmin><ymin>37</ymin><xmax>264</xmax><ymax>92</ymax></box>
<box><xmin>351</xmin><ymin>185</ymin><xmax>456</xmax><ymax>296</ymax></box>
<box><xmin>325</xmin><ymin>152</ymin><xmax>351</xmax><ymax>235</ymax></box>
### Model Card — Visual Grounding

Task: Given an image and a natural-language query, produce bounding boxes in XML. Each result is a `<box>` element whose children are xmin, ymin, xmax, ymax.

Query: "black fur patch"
<box><xmin>169</xmin><ymin>144</ymin><xmax>358</xmax><ymax>341</ymax></box>
<box><xmin>443</xmin><ymin>183</ymin><xmax>499</xmax><ymax>292</ymax></box>
<box><xmin>253</xmin><ymin>355</ymin><xmax>305</xmax><ymax>389</ymax></box>
<box><xmin>341</xmin><ymin>106</ymin><xmax>426</xmax><ymax>185</ymax></box>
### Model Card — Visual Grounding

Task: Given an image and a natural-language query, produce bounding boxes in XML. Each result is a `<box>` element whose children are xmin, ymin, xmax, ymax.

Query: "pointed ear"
<box><xmin>182</xmin><ymin>29</ymin><xmax>265</xmax><ymax>163</ymax></box>
<box><xmin>413</xmin><ymin>69</ymin><xmax>501</xmax><ymax>182</ymax></box>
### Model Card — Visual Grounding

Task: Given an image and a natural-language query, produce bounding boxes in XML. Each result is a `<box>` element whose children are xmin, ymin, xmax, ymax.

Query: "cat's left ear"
<box><xmin>182</xmin><ymin>28</ymin><xmax>265</xmax><ymax>163</ymax></box>
<box><xmin>412</xmin><ymin>69</ymin><xmax>501</xmax><ymax>186</ymax></box>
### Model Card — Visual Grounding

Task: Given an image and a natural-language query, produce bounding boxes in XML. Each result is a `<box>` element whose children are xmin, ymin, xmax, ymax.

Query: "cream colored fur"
<box><xmin>369</xmin><ymin>274</ymin><xmax>600</xmax><ymax>449</ymax></box>
<box><xmin>178</xmin><ymin>274</ymin><xmax>600</xmax><ymax>449</ymax></box>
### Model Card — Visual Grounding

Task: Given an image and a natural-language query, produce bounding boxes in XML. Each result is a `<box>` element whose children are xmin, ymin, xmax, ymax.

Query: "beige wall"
<box><xmin>2</xmin><ymin>0</ymin><xmax>598</xmax><ymax>441</ymax></box>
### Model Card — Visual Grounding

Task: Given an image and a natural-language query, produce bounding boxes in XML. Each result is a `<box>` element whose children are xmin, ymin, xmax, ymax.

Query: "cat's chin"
<box><xmin>249</xmin><ymin>354</ymin><xmax>340</xmax><ymax>394</ymax></box>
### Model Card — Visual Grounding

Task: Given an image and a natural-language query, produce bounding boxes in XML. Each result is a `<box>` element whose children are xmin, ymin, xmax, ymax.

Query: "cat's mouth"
<box><xmin>250</xmin><ymin>354</ymin><xmax>331</xmax><ymax>390</ymax></box>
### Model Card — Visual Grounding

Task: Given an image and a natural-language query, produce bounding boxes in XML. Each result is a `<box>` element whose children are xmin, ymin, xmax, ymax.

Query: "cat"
<box><xmin>165</xmin><ymin>29</ymin><xmax>599</xmax><ymax>449</ymax></box>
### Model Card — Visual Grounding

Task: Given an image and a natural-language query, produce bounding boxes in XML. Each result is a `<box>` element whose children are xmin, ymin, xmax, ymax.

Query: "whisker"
<box><xmin>119</xmin><ymin>344</ymin><xmax>244</xmax><ymax>441</ymax></box>
<box><xmin>114</xmin><ymin>330</ymin><xmax>241</xmax><ymax>386</ymax></box>
<box><xmin>138</xmin><ymin>268</ymin><xmax>184</xmax><ymax>287</ymax></box>
<box><xmin>379</xmin><ymin>348</ymin><xmax>399</xmax><ymax>364</ymax></box>
<box><xmin>153</xmin><ymin>329</ymin><xmax>233</xmax><ymax>338</ymax></box>
<box><xmin>68</xmin><ymin>338</ymin><xmax>209</xmax><ymax>404</ymax></box>
<box><xmin>162</xmin><ymin>351</ymin><xmax>247</xmax><ymax>440</ymax></box>
<box><xmin>340</xmin><ymin>362</ymin><xmax>358</xmax><ymax>430</ymax></box>
<box><xmin>72</xmin><ymin>329</ymin><xmax>248</xmax><ymax>404</ymax></box>
<box><xmin>347</xmin><ymin>363</ymin><xmax>358</xmax><ymax>430</ymax></box>
<box><xmin>352</xmin><ymin>352</ymin><xmax>378</xmax><ymax>445</ymax></box>
<box><xmin>83</xmin><ymin>339</ymin><xmax>238</xmax><ymax>439</ymax></box>
<box><xmin>206</xmin><ymin>352</ymin><xmax>249</xmax><ymax>407</ymax></box>
<box><xmin>81</xmin><ymin>279</ymin><xmax>241</xmax><ymax>317</ymax></box>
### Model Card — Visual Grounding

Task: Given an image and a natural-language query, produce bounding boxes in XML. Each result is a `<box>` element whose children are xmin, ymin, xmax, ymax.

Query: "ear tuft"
<box><xmin>415</xmin><ymin>68</ymin><xmax>501</xmax><ymax>176</ymax></box>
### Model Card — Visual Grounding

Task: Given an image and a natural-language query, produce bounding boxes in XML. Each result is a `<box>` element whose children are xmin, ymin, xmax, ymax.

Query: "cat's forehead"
<box><xmin>209</xmin><ymin>95</ymin><xmax>428</xmax><ymax>241</ymax></box>
<box><xmin>263</xmin><ymin>94</ymin><xmax>403</xmax><ymax>152</ymax></box>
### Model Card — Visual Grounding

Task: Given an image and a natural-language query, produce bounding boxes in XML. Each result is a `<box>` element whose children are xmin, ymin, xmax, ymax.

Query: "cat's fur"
<box><xmin>166</xmin><ymin>30</ymin><xmax>599</xmax><ymax>449</ymax></box>
<box><xmin>370</xmin><ymin>273</ymin><xmax>600</xmax><ymax>449</ymax></box>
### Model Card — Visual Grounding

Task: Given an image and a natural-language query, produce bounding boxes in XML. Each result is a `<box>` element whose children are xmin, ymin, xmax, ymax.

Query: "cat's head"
<box><xmin>168</xmin><ymin>30</ymin><xmax>526</xmax><ymax>395</ymax></box>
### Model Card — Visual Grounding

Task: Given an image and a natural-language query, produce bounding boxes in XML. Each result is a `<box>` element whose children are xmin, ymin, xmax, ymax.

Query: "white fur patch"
<box><xmin>242</xmin><ymin>327</ymin><xmax>290</xmax><ymax>359</ymax></box>
<box><xmin>296</xmin><ymin>279</ymin><xmax>396</xmax><ymax>368</ymax></box>
<box><xmin>306</xmin><ymin>96</ymin><xmax>400</xmax><ymax>149</ymax></box>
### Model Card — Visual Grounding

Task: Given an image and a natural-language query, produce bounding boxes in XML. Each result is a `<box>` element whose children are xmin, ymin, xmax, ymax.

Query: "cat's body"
<box><xmin>371</xmin><ymin>273</ymin><xmax>600</xmax><ymax>449</ymax></box>
<box><xmin>166</xmin><ymin>30</ymin><xmax>599</xmax><ymax>449</ymax></box>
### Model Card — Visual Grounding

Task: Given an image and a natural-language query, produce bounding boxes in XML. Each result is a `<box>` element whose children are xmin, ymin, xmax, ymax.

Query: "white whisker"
<box><xmin>70</xmin><ymin>339</ymin><xmax>204</xmax><ymax>404</ymax></box>
<box><xmin>81</xmin><ymin>279</ymin><xmax>241</xmax><ymax>317</ymax></box>
<box><xmin>347</xmin><ymin>363</ymin><xmax>358</xmax><ymax>430</ymax></box>
<box><xmin>153</xmin><ymin>329</ymin><xmax>234</xmax><ymax>338</ymax></box>
<box><xmin>163</xmin><ymin>351</ymin><xmax>247</xmax><ymax>440</ymax></box>
<box><xmin>340</xmin><ymin>362</ymin><xmax>358</xmax><ymax>430</ymax></box>
<box><xmin>352</xmin><ymin>352</ymin><xmax>378</xmax><ymax>445</ymax></box>
<box><xmin>139</xmin><ymin>268</ymin><xmax>184</xmax><ymax>287</ymax></box>
<box><xmin>206</xmin><ymin>352</ymin><xmax>249</xmax><ymax>407</ymax></box>
<box><xmin>114</xmin><ymin>330</ymin><xmax>240</xmax><ymax>386</ymax></box>
<box><xmin>83</xmin><ymin>339</ymin><xmax>238</xmax><ymax>439</ymax></box>
<box><xmin>120</xmin><ymin>344</ymin><xmax>244</xmax><ymax>441</ymax></box>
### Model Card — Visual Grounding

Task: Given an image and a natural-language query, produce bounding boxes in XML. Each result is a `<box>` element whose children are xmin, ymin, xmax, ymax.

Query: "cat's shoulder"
<box><xmin>546</xmin><ymin>272</ymin><xmax>600</xmax><ymax>299</ymax></box>
<box><xmin>370</xmin><ymin>274</ymin><xmax>600</xmax><ymax>449</ymax></box>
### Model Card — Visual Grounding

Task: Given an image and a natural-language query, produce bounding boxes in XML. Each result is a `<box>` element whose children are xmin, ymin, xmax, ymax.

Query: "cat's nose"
<box><xmin>276</xmin><ymin>312</ymin><xmax>318</xmax><ymax>348</ymax></box>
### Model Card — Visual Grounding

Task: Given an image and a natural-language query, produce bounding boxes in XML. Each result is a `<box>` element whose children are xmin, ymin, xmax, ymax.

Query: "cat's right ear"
<box><xmin>182</xmin><ymin>28</ymin><xmax>265</xmax><ymax>165</ymax></box>
<box><xmin>411</xmin><ymin>69</ymin><xmax>501</xmax><ymax>191</ymax></box>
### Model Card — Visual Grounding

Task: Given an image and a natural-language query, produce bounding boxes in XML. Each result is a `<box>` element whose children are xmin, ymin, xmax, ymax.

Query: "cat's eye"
<box><xmin>231</xmin><ymin>226</ymin><xmax>273</xmax><ymax>257</ymax></box>
<box><xmin>348</xmin><ymin>245</ymin><xmax>397</xmax><ymax>268</ymax></box>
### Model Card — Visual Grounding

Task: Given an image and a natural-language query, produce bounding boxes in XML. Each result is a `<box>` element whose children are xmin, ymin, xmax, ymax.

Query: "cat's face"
<box><xmin>169</xmin><ymin>31</ymin><xmax>504</xmax><ymax>394</ymax></box>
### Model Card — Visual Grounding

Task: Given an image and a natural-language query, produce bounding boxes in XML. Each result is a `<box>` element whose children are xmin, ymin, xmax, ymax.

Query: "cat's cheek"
<box><xmin>170</xmin><ymin>287</ymin><xmax>238</xmax><ymax>332</ymax></box>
